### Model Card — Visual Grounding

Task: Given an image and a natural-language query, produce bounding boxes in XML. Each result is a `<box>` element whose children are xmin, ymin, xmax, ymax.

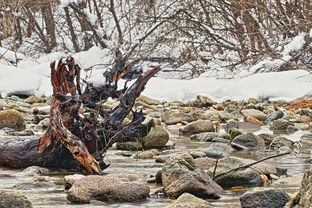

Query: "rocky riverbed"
<box><xmin>0</xmin><ymin>95</ymin><xmax>311</xmax><ymax>208</ymax></box>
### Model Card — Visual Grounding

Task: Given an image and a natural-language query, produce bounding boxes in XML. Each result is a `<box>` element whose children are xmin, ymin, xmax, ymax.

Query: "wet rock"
<box><xmin>142</xmin><ymin>125</ymin><xmax>169</xmax><ymax>148</ymax></box>
<box><xmin>24</xmin><ymin>96</ymin><xmax>47</xmax><ymax>104</ymax></box>
<box><xmin>188</xmin><ymin>151</ymin><xmax>207</xmax><ymax>159</ymax></box>
<box><xmin>116</xmin><ymin>142</ymin><xmax>143</xmax><ymax>151</ymax></box>
<box><xmin>229</xmin><ymin>128</ymin><xmax>244</xmax><ymax>140</ymax></box>
<box><xmin>0</xmin><ymin>190</ymin><xmax>33</xmax><ymax>208</ymax></box>
<box><xmin>64</xmin><ymin>174</ymin><xmax>85</xmax><ymax>190</ymax></box>
<box><xmin>162</xmin><ymin>152</ymin><xmax>223</xmax><ymax>199</ymax></box>
<box><xmin>136</xmin><ymin>95</ymin><xmax>160</xmax><ymax>105</ymax></box>
<box><xmin>191</xmin><ymin>95</ymin><xmax>214</xmax><ymax>107</ymax></box>
<box><xmin>67</xmin><ymin>175</ymin><xmax>150</xmax><ymax>203</ymax></box>
<box><xmin>239</xmin><ymin>188</ymin><xmax>290</xmax><ymax>208</ymax></box>
<box><xmin>133</xmin><ymin>150</ymin><xmax>158</xmax><ymax>159</ymax></box>
<box><xmin>17</xmin><ymin>166</ymin><xmax>52</xmax><ymax>177</ymax></box>
<box><xmin>224</xmin><ymin>120</ymin><xmax>239</xmax><ymax>133</ymax></box>
<box><xmin>0</xmin><ymin>109</ymin><xmax>25</xmax><ymax>129</ymax></box>
<box><xmin>241</xmin><ymin>109</ymin><xmax>267</xmax><ymax>121</ymax></box>
<box><xmin>196</xmin><ymin>156</ymin><xmax>276</xmax><ymax>187</ymax></box>
<box><xmin>286</xmin><ymin>125</ymin><xmax>299</xmax><ymax>133</ymax></box>
<box><xmin>211</xmin><ymin>137</ymin><xmax>229</xmax><ymax>143</ymax></box>
<box><xmin>246</xmin><ymin>116</ymin><xmax>263</xmax><ymax>126</ymax></box>
<box><xmin>265</xmin><ymin>110</ymin><xmax>284</xmax><ymax>123</ymax></box>
<box><xmin>174</xmin><ymin>193</ymin><xmax>210</xmax><ymax>207</ymax></box>
<box><xmin>272</xmin><ymin>173</ymin><xmax>303</xmax><ymax>187</ymax></box>
<box><xmin>7</xmin><ymin>129</ymin><xmax>34</xmax><ymax>136</ymax></box>
<box><xmin>162</xmin><ymin>112</ymin><xmax>195</xmax><ymax>125</ymax></box>
<box><xmin>179</xmin><ymin>120</ymin><xmax>215</xmax><ymax>134</ymax></box>
<box><xmin>294</xmin><ymin>123</ymin><xmax>310</xmax><ymax>130</ymax></box>
<box><xmin>13</xmin><ymin>181</ymin><xmax>54</xmax><ymax>190</ymax></box>
<box><xmin>190</xmin><ymin>132</ymin><xmax>218</xmax><ymax>142</ymax></box>
<box><xmin>290</xmin><ymin>169</ymin><xmax>312</xmax><ymax>208</ymax></box>
<box><xmin>270</xmin><ymin>136</ymin><xmax>294</xmax><ymax>149</ymax></box>
<box><xmin>202</xmin><ymin>143</ymin><xmax>234</xmax><ymax>158</ymax></box>
<box><xmin>258</xmin><ymin>133</ymin><xmax>274</xmax><ymax>146</ymax></box>
<box><xmin>231</xmin><ymin>133</ymin><xmax>265</xmax><ymax>150</ymax></box>
<box><xmin>270</xmin><ymin>119</ymin><xmax>293</xmax><ymax>133</ymax></box>
<box><xmin>200</xmin><ymin>110</ymin><xmax>220</xmax><ymax>121</ymax></box>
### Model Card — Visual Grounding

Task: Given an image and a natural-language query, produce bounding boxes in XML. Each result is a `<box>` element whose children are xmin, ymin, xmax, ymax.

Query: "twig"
<box><xmin>213</xmin><ymin>152</ymin><xmax>291</xmax><ymax>180</ymax></box>
<box><xmin>212</xmin><ymin>153</ymin><xmax>223</xmax><ymax>179</ymax></box>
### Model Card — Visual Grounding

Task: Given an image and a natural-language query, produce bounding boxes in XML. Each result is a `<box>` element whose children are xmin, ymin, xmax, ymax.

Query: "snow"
<box><xmin>1</xmin><ymin>46</ymin><xmax>312</xmax><ymax>103</ymax></box>
<box><xmin>59</xmin><ymin>0</ymin><xmax>83</xmax><ymax>7</ymax></box>
<box><xmin>282</xmin><ymin>33</ymin><xmax>307</xmax><ymax>56</ymax></box>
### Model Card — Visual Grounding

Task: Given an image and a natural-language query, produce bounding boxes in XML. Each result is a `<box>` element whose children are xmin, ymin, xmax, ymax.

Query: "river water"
<box><xmin>0</xmin><ymin>126</ymin><xmax>311</xmax><ymax>208</ymax></box>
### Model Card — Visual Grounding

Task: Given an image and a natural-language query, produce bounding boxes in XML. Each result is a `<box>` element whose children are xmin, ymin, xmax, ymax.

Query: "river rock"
<box><xmin>190</xmin><ymin>95</ymin><xmax>214</xmax><ymax>107</ymax></box>
<box><xmin>270</xmin><ymin>136</ymin><xmax>294</xmax><ymax>149</ymax></box>
<box><xmin>172</xmin><ymin>193</ymin><xmax>210</xmax><ymax>207</ymax></box>
<box><xmin>258</xmin><ymin>133</ymin><xmax>274</xmax><ymax>146</ymax></box>
<box><xmin>24</xmin><ymin>96</ymin><xmax>47</xmax><ymax>104</ymax></box>
<box><xmin>142</xmin><ymin>125</ymin><xmax>169</xmax><ymax>148</ymax></box>
<box><xmin>64</xmin><ymin>174</ymin><xmax>86</xmax><ymax>190</ymax></box>
<box><xmin>0</xmin><ymin>190</ymin><xmax>33</xmax><ymax>208</ymax></box>
<box><xmin>67</xmin><ymin>175</ymin><xmax>150</xmax><ymax>203</ymax></box>
<box><xmin>136</xmin><ymin>95</ymin><xmax>160</xmax><ymax>105</ymax></box>
<box><xmin>179</xmin><ymin>120</ymin><xmax>215</xmax><ymax>134</ymax></box>
<box><xmin>231</xmin><ymin>133</ymin><xmax>265</xmax><ymax>150</ymax></box>
<box><xmin>240</xmin><ymin>188</ymin><xmax>290</xmax><ymax>208</ymax></box>
<box><xmin>270</xmin><ymin>119</ymin><xmax>293</xmax><ymax>133</ymax></box>
<box><xmin>162</xmin><ymin>111</ymin><xmax>195</xmax><ymax>125</ymax></box>
<box><xmin>241</xmin><ymin>109</ymin><xmax>267</xmax><ymax>121</ymax></box>
<box><xmin>116</xmin><ymin>142</ymin><xmax>143</xmax><ymax>151</ymax></box>
<box><xmin>0</xmin><ymin>109</ymin><xmax>25</xmax><ymax>129</ymax></box>
<box><xmin>272</xmin><ymin>173</ymin><xmax>303</xmax><ymax>187</ymax></box>
<box><xmin>202</xmin><ymin>143</ymin><xmax>234</xmax><ymax>158</ymax></box>
<box><xmin>17</xmin><ymin>166</ymin><xmax>52</xmax><ymax>177</ymax></box>
<box><xmin>190</xmin><ymin>132</ymin><xmax>218</xmax><ymax>142</ymax></box>
<box><xmin>196</xmin><ymin>156</ymin><xmax>276</xmax><ymax>187</ymax></box>
<box><xmin>265</xmin><ymin>110</ymin><xmax>284</xmax><ymax>123</ymax></box>
<box><xmin>288</xmin><ymin>169</ymin><xmax>312</xmax><ymax>208</ymax></box>
<box><xmin>161</xmin><ymin>152</ymin><xmax>223</xmax><ymax>199</ymax></box>
<box><xmin>246</xmin><ymin>116</ymin><xmax>263</xmax><ymax>126</ymax></box>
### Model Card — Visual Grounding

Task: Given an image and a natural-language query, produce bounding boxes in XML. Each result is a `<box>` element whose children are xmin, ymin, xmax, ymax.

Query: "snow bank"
<box><xmin>0</xmin><ymin>64</ymin><xmax>52</xmax><ymax>97</ymax></box>
<box><xmin>142</xmin><ymin>70</ymin><xmax>312</xmax><ymax>102</ymax></box>
<box><xmin>1</xmin><ymin>46</ymin><xmax>311</xmax><ymax>102</ymax></box>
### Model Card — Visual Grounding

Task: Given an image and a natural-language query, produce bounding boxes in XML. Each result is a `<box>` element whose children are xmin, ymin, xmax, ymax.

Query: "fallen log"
<box><xmin>0</xmin><ymin>50</ymin><xmax>160</xmax><ymax>174</ymax></box>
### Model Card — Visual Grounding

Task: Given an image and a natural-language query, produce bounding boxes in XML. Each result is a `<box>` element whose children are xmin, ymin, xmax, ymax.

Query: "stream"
<box><xmin>0</xmin><ymin>125</ymin><xmax>311</xmax><ymax>208</ymax></box>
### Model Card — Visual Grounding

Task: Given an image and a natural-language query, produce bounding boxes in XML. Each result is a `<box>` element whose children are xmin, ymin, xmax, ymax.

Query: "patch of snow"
<box><xmin>282</xmin><ymin>33</ymin><xmax>307</xmax><ymax>56</ymax></box>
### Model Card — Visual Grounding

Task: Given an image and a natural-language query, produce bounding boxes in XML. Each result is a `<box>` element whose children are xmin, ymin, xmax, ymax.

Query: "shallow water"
<box><xmin>0</xmin><ymin>126</ymin><xmax>311</xmax><ymax>208</ymax></box>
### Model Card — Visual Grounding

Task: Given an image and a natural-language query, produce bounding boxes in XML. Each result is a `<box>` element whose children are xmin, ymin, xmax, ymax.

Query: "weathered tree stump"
<box><xmin>0</xmin><ymin>50</ymin><xmax>160</xmax><ymax>174</ymax></box>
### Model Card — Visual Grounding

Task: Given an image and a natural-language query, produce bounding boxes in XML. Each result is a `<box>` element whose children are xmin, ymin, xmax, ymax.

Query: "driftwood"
<box><xmin>0</xmin><ymin>49</ymin><xmax>160</xmax><ymax>174</ymax></box>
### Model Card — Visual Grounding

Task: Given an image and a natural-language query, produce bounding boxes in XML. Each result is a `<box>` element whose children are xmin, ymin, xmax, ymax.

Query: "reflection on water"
<box><xmin>0</xmin><ymin>125</ymin><xmax>311</xmax><ymax>208</ymax></box>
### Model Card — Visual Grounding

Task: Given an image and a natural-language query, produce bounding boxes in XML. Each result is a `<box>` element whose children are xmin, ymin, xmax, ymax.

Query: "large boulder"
<box><xmin>161</xmin><ymin>153</ymin><xmax>223</xmax><ymax>199</ymax></box>
<box><xmin>239</xmin><ymin>188</ymin><xmax>290</xmax><ymax>208</ymax></box>
<box><xmin>290</xmin><ymin>169</ymin><xmax>312</xmax><ymax>208</ymax></box>
<box><xmin>231</xmin><ymin>133</ymin><xmax>265</xmax><ymax>150</ymax></box>
<box><xmin>195</xmin><ymin>156</ymin><xmax>276</xmax><ymax>188</ymax></box>
<box><xmin>179</xmin><ymin>120</ymin><xmax>215</xmax><ymax>134</ymax></box>
<box><xmin>0</xmin><ymin>190</ymin><xmax>33</xmax><ymax>208</ymax></box>
<box><xmin>0</xmin><ymin>109</ymin><xmax>25</xmax><ymax>129</ymax></box>
<box><xmin>67</xmin><ymin>175</ymin><xmax>150</xmax><ymax>203</ymax></box>
<box><xmin>241</xmin><ymin>109</ymin><xmax>267</xmax><ymax>121</ymax></box>
<box><xmin>162</xmin><ymin>112</ymin><xmax>195</xmax><ymax>125</ymax></box>
<box><xmin>142</xmin><ymin>125</ymin><xmax>169</xmax><ymax>148</ymax></box>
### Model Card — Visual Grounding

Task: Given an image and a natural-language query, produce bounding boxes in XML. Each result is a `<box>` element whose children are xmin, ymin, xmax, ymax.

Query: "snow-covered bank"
<box><xmin>143</xmin><ymin>70</ymin><xmax>311</xmax><ymax>102</ymax></box>
<box><xmin>0</xmin><ymin>58</ymin><xmax>311</xmax><ymax>102</ymax></box>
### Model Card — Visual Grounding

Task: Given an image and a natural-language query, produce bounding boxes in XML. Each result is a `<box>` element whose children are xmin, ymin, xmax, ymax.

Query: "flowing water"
<box><xmin>0</xmin><ymin>126</ymin><xmax>311</xmax><ymax>208</ymax></box>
